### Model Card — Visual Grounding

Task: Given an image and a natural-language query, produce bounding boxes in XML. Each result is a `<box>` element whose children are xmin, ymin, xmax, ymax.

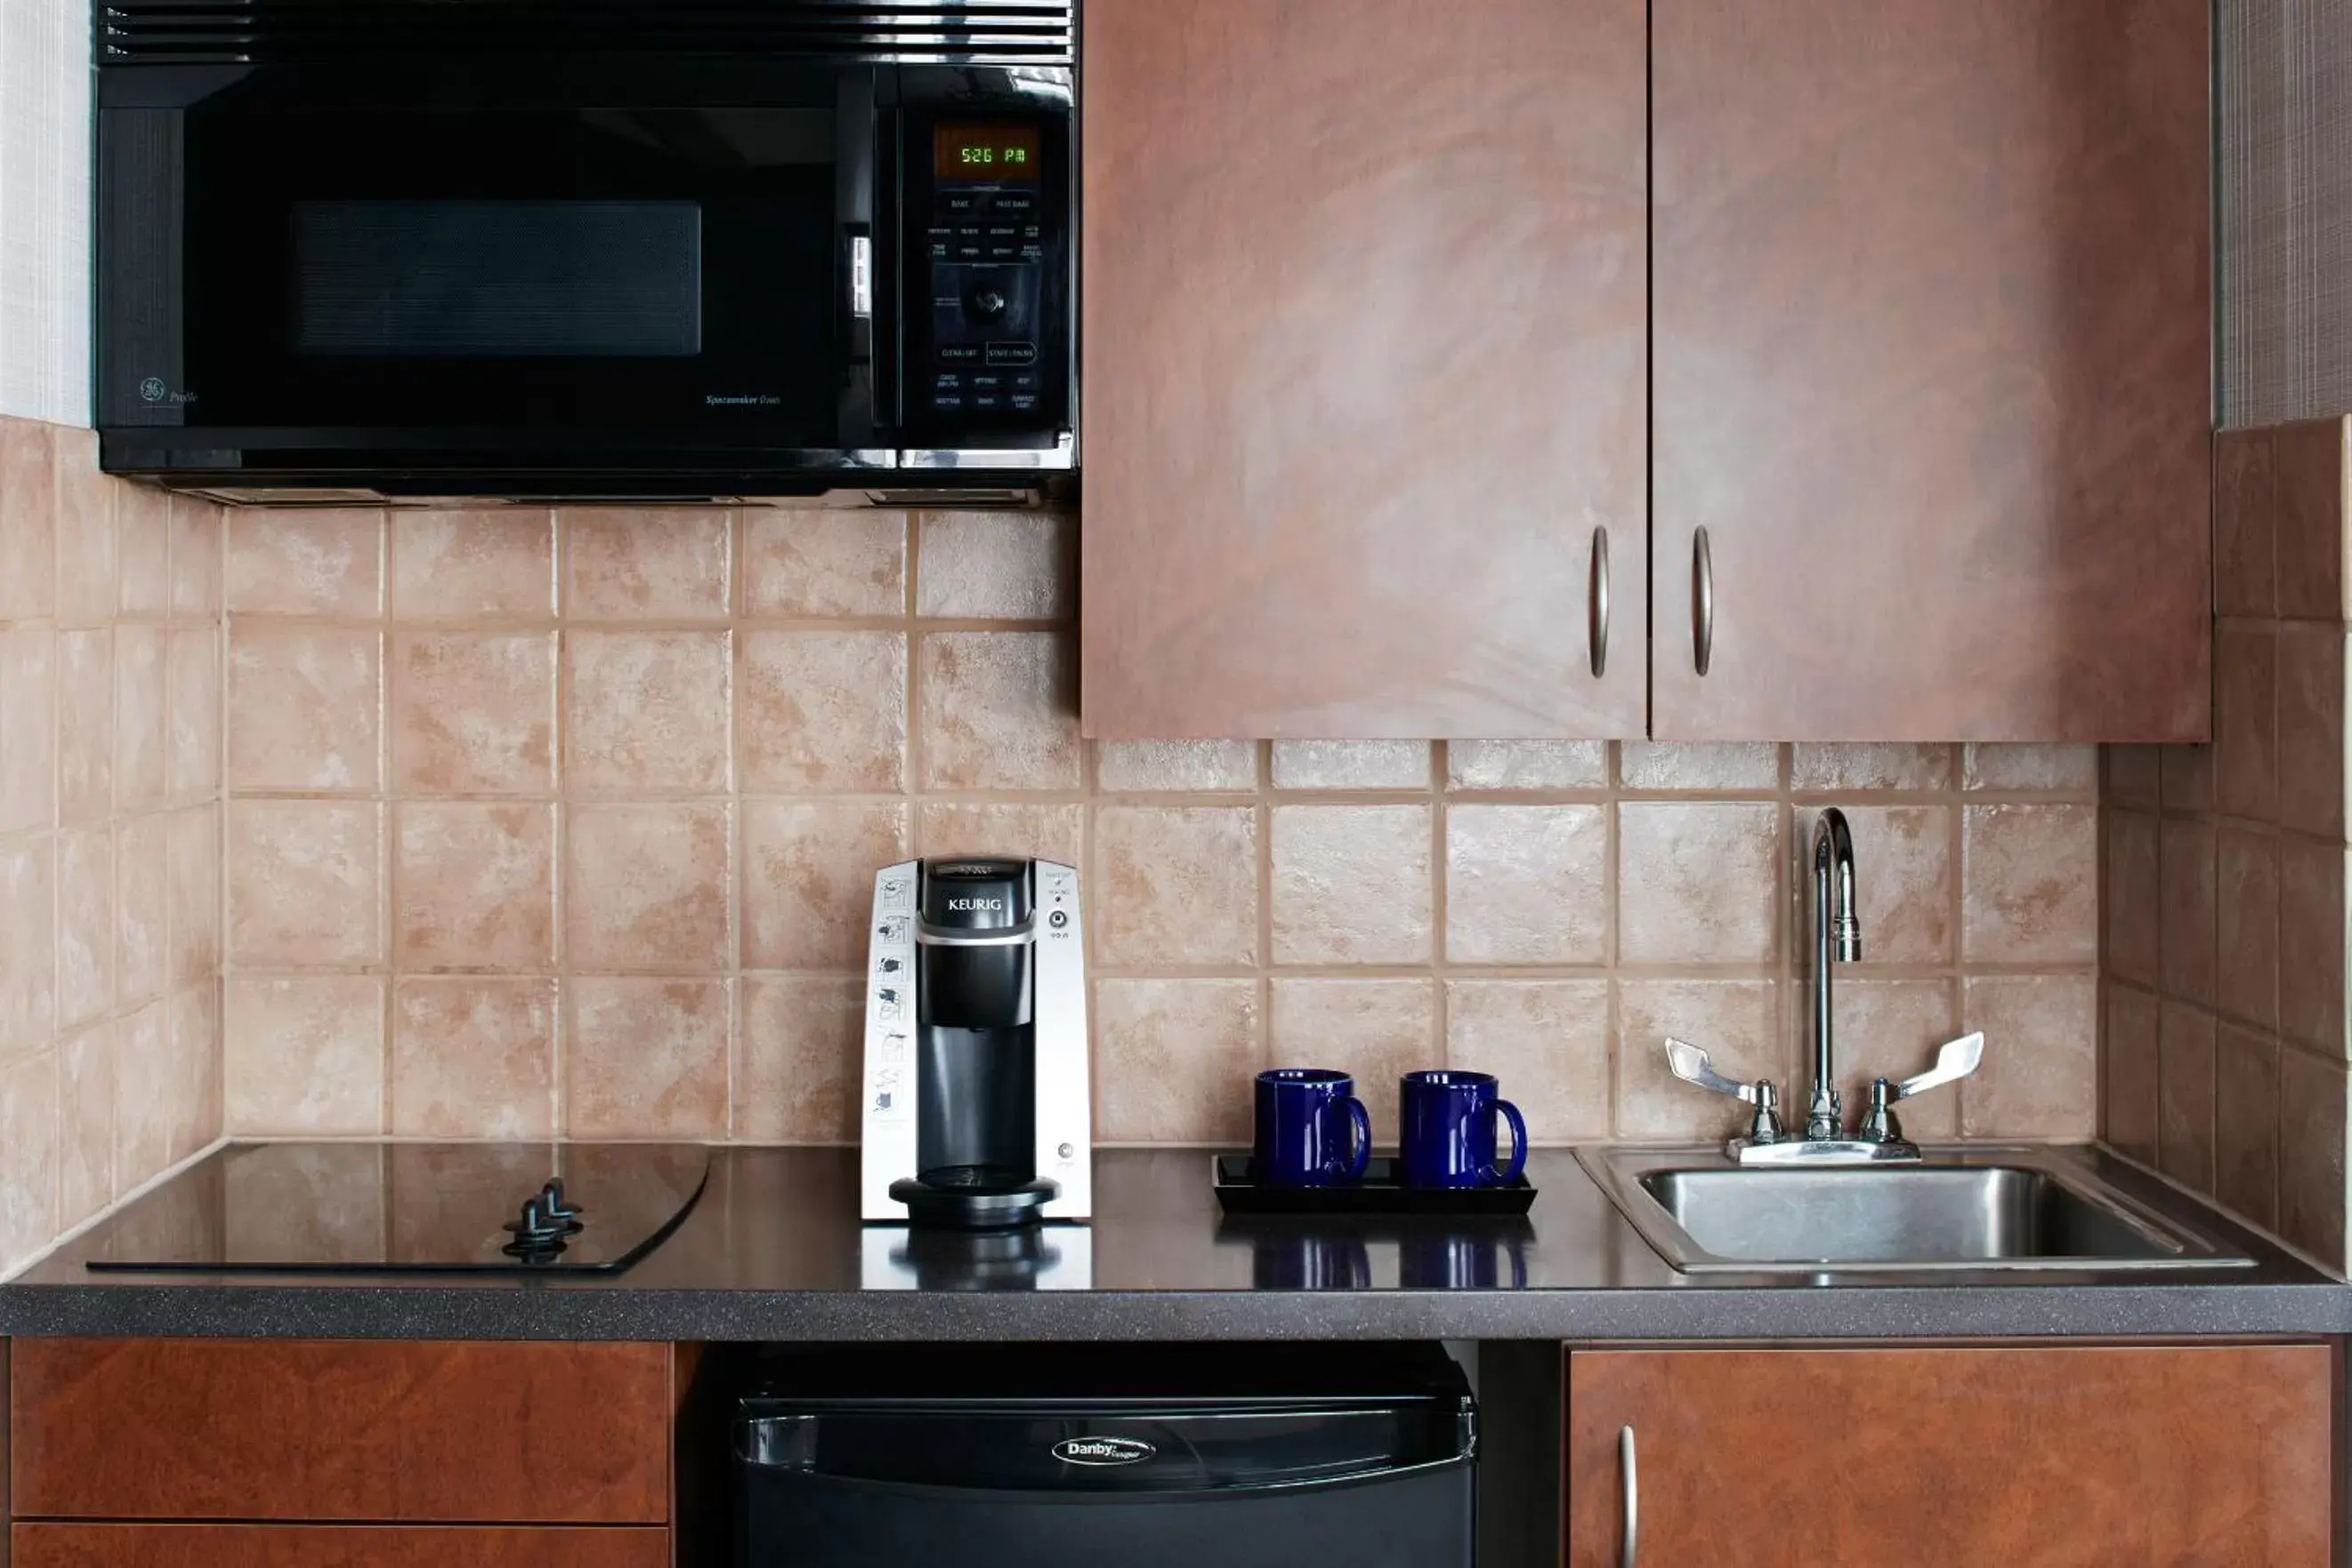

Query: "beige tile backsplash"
<box><xmin>209</xmin><ymin>504</ymin><xmax>2101</xmax><ymax>1151</ymax></box>
<box><xmin>0</xmin><ymin>413</ymin><xmax>224</xmax><ymax>1275</ymax></box>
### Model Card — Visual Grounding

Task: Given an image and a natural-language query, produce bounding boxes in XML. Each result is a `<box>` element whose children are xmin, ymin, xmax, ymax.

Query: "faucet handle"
<box><xmin>1664</xmin><ymin>1039</ymin><xmax>1785</xmax><ymax>1144</ymax></box>
<box><xmin>1888</xmin><ymin>1031</ymin><xmax>1984</xmax><ymax>1102</ymax></box>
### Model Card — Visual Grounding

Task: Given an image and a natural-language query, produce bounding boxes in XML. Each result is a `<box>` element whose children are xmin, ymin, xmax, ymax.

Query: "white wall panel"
<box><xmin>0</xmin><ymin>0</ymin><xmax>90</xmax><ymax>426</ymax></box>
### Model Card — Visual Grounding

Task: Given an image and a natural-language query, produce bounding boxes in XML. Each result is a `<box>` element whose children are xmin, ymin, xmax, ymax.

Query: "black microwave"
<box><xmin>93</xmin><ymin>3</ymin><xmax>1075</xmax><ymax>500</ymax></box>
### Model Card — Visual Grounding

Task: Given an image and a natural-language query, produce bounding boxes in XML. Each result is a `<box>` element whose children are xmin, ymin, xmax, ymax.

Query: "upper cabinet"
<box><xmin>1651</xmin><ymin>0</ymin><xmax>2212</xmax><ymax>741</ymax></box>
<box><xmin>1079</xmin><ymin>0</ymin><xmax>1648</xmax><ymax>740</ymax></box>
<box><xmin>1081</xmin><ymin>0</ymin><xmax>2212</xmax><ymax>742</ymax></box>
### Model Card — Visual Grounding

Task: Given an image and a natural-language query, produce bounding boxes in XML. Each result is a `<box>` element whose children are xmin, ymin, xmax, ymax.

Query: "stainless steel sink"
<box><xmin>1578</xmin><ymin>1145</ymin><xmax>2253</xmax><ymax>1273</ymax></box>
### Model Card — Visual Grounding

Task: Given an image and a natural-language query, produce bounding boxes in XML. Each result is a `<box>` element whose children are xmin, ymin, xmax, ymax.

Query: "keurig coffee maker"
<box><xmin>860</xmin><ymin>859</ymin><xmax>1091</xmax><ymax>1227</ymax></box>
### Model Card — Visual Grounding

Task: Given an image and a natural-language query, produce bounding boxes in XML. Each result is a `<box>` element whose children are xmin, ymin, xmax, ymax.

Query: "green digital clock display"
<box><xmin>936</xmin><ymin>125</ymin><xmax>1041</xmax><ymax>182</ymax></box>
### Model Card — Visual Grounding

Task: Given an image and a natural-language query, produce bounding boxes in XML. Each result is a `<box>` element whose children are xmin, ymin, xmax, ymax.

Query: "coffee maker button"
<box><xmin>1058</xmin><ymin>1144</ymin><xmax>1074</xmax><ymax>1160</ymax></box>
<box><xmin>1048</xmin><ymin>909</ymin><xmax>1068</xmax><ymax>928</ymax></box>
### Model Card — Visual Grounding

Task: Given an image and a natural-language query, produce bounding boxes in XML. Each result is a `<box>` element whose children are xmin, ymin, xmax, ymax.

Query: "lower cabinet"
<box><xmin>12</xmin><ymin>1524</ymin><xmax>670</xmax><ymax>1568</ymax></box>
<box><xmin>1565</xmin><ymin>1343</ymin><xmax>2336</xmax><ymax>1568</ymax></box>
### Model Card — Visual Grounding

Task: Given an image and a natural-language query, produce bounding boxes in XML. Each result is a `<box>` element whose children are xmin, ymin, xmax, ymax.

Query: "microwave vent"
<box><xmin>98</xmin><ymin>1</ymin><xmax>1074</xmax><ymax>66</ymax></box>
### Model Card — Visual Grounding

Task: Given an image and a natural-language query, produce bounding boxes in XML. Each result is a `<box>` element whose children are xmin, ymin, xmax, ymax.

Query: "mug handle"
<box><xmin>1339</xmin><ymin>1096</ymin><xmax>1373</xmax><ymax>1180</ymax></box>
<box><xmin>1491</xmin><ymin>1099</ymin><xmax>1529</xmax><ymax>1184</ymax></box>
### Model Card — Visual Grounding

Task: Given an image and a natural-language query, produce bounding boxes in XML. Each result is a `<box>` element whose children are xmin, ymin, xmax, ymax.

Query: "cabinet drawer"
<box><xmin>12</xmin><ymin>1524</ymin><xmax>669</xmax><ymax>1568</ymax></box>
<box><xmin>11</xmin><ymin>1339</ymin><xmax>671</xmax><ymax>1524</ymax></box>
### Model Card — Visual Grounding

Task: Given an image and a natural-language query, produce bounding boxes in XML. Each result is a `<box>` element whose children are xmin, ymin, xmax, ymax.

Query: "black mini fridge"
<box><xmin>733</xmin><ymin>1343</ymin><xmax>1476</xmax><ymax>1567</ymax></box>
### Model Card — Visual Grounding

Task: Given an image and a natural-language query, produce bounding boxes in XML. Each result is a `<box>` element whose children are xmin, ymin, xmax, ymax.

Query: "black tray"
<box><xmin>1212</xmin><ymin>1154</ymin><xmax>1536</xmax><ymax>1216</ymax></box>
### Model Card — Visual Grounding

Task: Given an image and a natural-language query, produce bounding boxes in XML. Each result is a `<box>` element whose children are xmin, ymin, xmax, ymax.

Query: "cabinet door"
<box><xmin>1565</xmin><ymin>1345</ymin><xmax>2335</xmax><ymax>1567</ymax></box>
<box><xmin>12</xmin><ymin>1525</ymin><xmax>668</xmax><ymax>1568</ymax></box>
<box><xmin>1080</xmin><ymin>0</ymin><xmax>1646</xmax><ymax>740</ymax></box>
<box><xmin>1653</xmin><ymin>0</ymin><xmax>2211</xmax><ymax>741</ymax></box>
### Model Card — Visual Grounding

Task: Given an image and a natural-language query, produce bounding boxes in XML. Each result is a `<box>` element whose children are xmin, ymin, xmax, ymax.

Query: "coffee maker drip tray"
<box><xmin>888</xmin><ymin>1175</ymin><xmax>1059</xmax><ymax>1232</ymax></box>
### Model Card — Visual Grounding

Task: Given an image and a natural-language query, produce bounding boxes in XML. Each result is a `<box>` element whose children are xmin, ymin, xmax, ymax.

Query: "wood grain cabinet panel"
<box><xmin>1565</xmin><ymin>1344</ymin><xmax>2336</xmax><ymax>1567</ymax></box>
<box><xmin>10</xmin><ymin>1340</ymin><xmax>671</xmax><ymax>1524</ymax></box>
<box><xmin>1080</xmin><ymin>0</ymin><xmax>1648</xmax><ymax>740</ymax></box>
<box><xmin>12</xmin><ymin>1524</ymin><xmax>669</xmax><ymax>1568</ymax></box>
<box><xmin>1652</xmin><ymin>0</ymin><xmax>2213</xmax><ymax>741</ymax></box>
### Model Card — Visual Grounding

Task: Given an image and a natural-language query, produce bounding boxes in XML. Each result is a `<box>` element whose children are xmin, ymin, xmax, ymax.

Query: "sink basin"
<box><xmin>1578</xmin><ymin>1145</ymin><xmax>2253</xmax><ymax>1273</ymax></box>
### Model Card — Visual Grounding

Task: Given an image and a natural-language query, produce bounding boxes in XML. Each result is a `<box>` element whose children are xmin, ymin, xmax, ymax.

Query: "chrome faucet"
<box><xmin>1806</xmin><ymin>807</ymin><xmax>1862</xmax><ymax>1140</ymax></box>
<box><xmin>1661</xmin><ymin>804</ymin><xmax>1987</xmax><ymax>1166</ymax></box>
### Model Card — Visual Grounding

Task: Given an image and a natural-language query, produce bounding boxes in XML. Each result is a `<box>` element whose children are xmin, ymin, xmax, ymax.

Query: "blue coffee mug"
<box><xmin>1398</xmin><ymin>1070</ymin><xmax>1528</xmax><ymax>1189</ymax></box>
<box><xmin>1253</xmin><ymin>1068</ymin><xmax>1372</xmax><ymax>1187</ymax></box>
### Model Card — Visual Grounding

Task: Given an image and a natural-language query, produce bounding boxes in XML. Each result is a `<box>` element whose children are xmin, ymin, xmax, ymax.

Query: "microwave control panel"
<box><xmin>908</xmin><ymin>117</ymin><xmax>1068</xmax><ymax>442</ymax></box>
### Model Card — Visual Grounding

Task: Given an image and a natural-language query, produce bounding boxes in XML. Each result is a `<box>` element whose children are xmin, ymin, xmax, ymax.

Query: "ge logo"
<box><xmin>138</xmin><ymin>377</ymin><xmax>167</xmax><ymax>403</ymax></box>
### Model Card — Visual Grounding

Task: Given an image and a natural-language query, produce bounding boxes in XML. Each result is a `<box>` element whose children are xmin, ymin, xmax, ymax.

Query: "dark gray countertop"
<box><xmin>3</xmin><ymin>1144</ymin><xmax>2346</xmax><ymax>1341</ymax></box>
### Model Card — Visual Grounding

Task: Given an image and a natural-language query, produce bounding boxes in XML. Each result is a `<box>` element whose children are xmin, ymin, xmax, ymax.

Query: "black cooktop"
<box><xmin>83</xmin><ymin>1143</ymin><xmax>710</xmax><ymax>1276</ymax></box>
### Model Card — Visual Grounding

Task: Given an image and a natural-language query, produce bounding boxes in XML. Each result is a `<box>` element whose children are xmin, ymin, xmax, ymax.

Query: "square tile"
<box><xmin>116</xmin><ymin>482</ymin><xmax>171</xmax><ymax>618</ymax></box>
<box><xmin>743</xmin><ymin>511</ymin><xmax>908</xmax><ymax>618</ymax></box>
<box><xmin>166</xmin><ymin>985</ymin><xmax>222</xmax><ymax>1161</ymax></box>
<box><xmin>0</xmin><ymin>1052</ymin><xmax>58</xmax><ymax>1273</ymax></box>
<box><xmin>917</xmin><ymin>510</ymin><xmax>1072</xmax><ymax>619</ymax></box>
<box><xmin>2275</xmin><ymin>624</ymin><xmax>2345</xmax><ymax>839</ymax></box>
<box><xmin>1958</xmin><ymin>974</ymin><xmax>2097</xmax><ymax>1139</ymax></box>
<box><xmin>567</xmin><ymin>978</ymin><xmax>731</xmax><ymax>1137</ymax></box>
<box><xmin>390</xmin><ymin>507</ymin><xmax>554</xmax><ymax>618</ymax></box>
<box><xmin>1271</xmin><ymin>804</ymin><xmax>1432</xmax><ymax>965</ymax></box>
<box><xmin>2215</xmin><ymin>426</ymin><xmax>2276</xmax><ymax>618</ymax></box>
<box><xmin>2157</xmin><ymin>818</ymin><xmax>2217</xmax><ymax>1008</ymax></box>
<box><xmin>167</xmin><ymin>496</ymin><xmax>221</xmax><ymax>620</ymax></box>
<box><xmin>1267</xmin><ymin>977</ymin><xmax>1435</xmax><ymax>1132</ymax></box>
<box><xmin>565</xmin><ymin>629</ymin><xmax>732</xmax><ymax>792</ymax></box>
<box><xmin>0</xmin><ymin>627</ymin><xmax>53</xmax><ymax>833</ymax></box>
<box><xmin>224</xmin><ymin>975</ymin><xmax>384</xmax><ymax>1136</ymax></box>
<box><xmin>114</xmin><ymin>625</ymin><xmax>166</xmax><ymax>811</ymax></box>
<box><xmin>735</xmin><ymin>975</ymin><xmax>867</xmax><ymax>1142</ymax></box>
<box><xmin>57</xmin><ymin>628</ymin><xmax>111</xmax><ymax>824</ymax></box>
<box><xmin>564</xmin><ymin>803</ymin><xmax>731</xmax><ymax>972</ymax></box>
<box><xmin>915</xmin><ymin>801</ymin><xmax>1084</xmax><ymax>867</ymax></box>
<box><xmin>226</xmin><ymin>801</ymin><xmax>381</xmax><ymax>966</ymax></box>
<box><xmin>740</xmin><ymin>799</ymin><xmax>910</xmax><ymax>969</ymax></box>
<box><xmin>2277</xmin><ymin>838</ymin><xmax>2347</xmax><ymax>1056</ymax></box>
<box><xmin>1095</xmin><ymin>979</ymin><xmax>1262</xmax><ymax>1143</ymax></box>
<box><xmin>394</xmin><ymin>803</ymin><xmax>555</xmax><ymax>972</ymax></box>
<box><xmin>2273</xmin><ymin>416</ymin><xmax>2346</xmax><ymax>622</ymax></box>
<box><xmin>1446</xmin><ymin>740</ymin><xmax>1608</xmax><ymax>791</ymax></box>
<box><xmin>739</xmin><ymin>630</ymin><xmax>907</xmax><ymax>792</ymax></box>
<box><xmin>2102</xmin><ymin>810</ymin><xmax>2161</xmax><ymax>988</ymax></box>
<box><xmin>2105</xmin><ymin>744</ymin><xmax>2162</xmax><ymax>811</ymax></box>
<box><xmin>53</xmin><ymin>434</ymin><xmax>116</xmax><ymax>627</ymax></box>
<box><xmin>1615</xmin><ymin>979</ymin><xmax>1782</xmax><ymax>1141</ymax></box>
<box><xmin>1790</xmin><ymin>743</ymin><xmax>1950</xmax><ymax>792</ymax></box>
<box><xmin>2157</xmin><ymin>1002</ymin><xmax>2217</xmax><ymax>1193</ymax></box>
<box><xmin>919</xmin><ymin>632</ymin><xmax>1080</xmax><ymax>790</ymax></box>
<box><xmin>2214</xmin><ymin>1022</ymin><xmax>2279</xmax><ymax>1230</ymax></box>
<box><xmin>228</xmin><ymin>626</ymin><xmax>382</xmax><ymax>792</ymax></box>
<box><xmin>2103</xmin><ymin>983</ymin><xmax>2161</xmax><ymax>1163</ymax></box>
<box><xmin>1271</xmin><ymin>740</ymin><xmax>1429</xmax><ymax>791</ymax></box>
<box><xmin>1620</xmin><ymin>742</ymin><xmax>1778</xmax><ymax>791</ymax></box>
<box><xmin>1617</xmin><ymin>802</ymin><xmax>1779</xmax><ymax>965</ymax></box>
<box><xmin>226</xmin><ymin>508</ymin><xmax>382</xmax><ymax>615</ymax></box>
<box><xmin>1831</xmin><ymin>979</ymin><xmax>1961</xmax><ymax>1138</ymax></box>
<box><xmin>56</xmin><ymin>827</ymin><xmax>112</xmax><ymax>1031</ymax></box>
<box><xmin>0</xmin><ymin>417</ymin><xmax>56</xmax><ymax>623</ymax></box>
<box><xmin>1095</xmin><ymin>805</ymin><xmax>1258</xmax><ymax>967</ymax></box>
<box><xmin>1096</xmin><ymin>740</ymin><xmax>1258</xmax><ymax>793</ymax></box>
<box><xmin>58</xmin><ymin>1022</ymin><xmax>114</xmax><ymax>1224</ymax></box>
<box><xmin>2217</xmin><ymin>827</ymin><xmax>2280</xmax><ymax>1031</ymax></box>
<box><xmin>1835</xmin><ymin>804</ymin><xmax>1953</xmax><ymax>966</ymax></box>
<box><xmin>2213</xmin><ymin>623</ymin><xmax>2277</xmax><ymax>820</ymax></box>
<box><xmin>1960</xmin><ymin>803</ymin><xmax>2097</xmax><ymax>965</ymax></box>
<box><xmin>391</xmin><ymin>632</ymin><xmax>556</xmax><ymax>794</ymax></box>
<box><xmin>562</xmin><ymin>507</ymin><xmax>731</xmax><ymax>619</ymax></box>
<box><xmin>2278</xmin><ymin>1045</ymin><xmax>2349</xmax><ymax>1269</ymax></box>
<box><xmin>390</xmin><ymin>977</ymin><xmax>555</xmax><ymax>1139</ymax></box>
<box><xmin>1444</xmin><ymin>804</ymin><xmax>1607</xmax><ymax>964</ymax></box>
<box><xmin>1445</xmin><ymin>980</ymin><xmax>1609</xmax><ymax>1143</ymax></box>
<box><xmin>116</xmin><ymin>813</ymin><xmax>168</xmax><ymax>1007</ymax></box>
<box><xmin>166</xmin><ymin>626</ymin><xmax>220</xmax><ymax>802</ymax></box>
<box><xmin>1960</xmin><ymin>744</ymin><xmax>2097</xmax><ymax>793</ymax></box>
<box><xmin>114</xmin><ymin>1002</ymin><xmax>172</xmax><ymax>1191</ymax></box>
<box><xmin>0</xmin><ymin>839</ymin><xmax>54</xmax><ymax>1063</ymax></box>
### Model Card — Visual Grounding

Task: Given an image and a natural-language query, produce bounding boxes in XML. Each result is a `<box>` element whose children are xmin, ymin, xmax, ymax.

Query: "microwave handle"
<box><xmin>836</xmin><ymin>66</ymin><xmax>884</xmax><ymax>446</ymax></box>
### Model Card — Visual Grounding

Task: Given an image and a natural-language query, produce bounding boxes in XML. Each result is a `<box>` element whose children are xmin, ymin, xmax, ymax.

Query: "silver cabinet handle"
<box><xmin>1619</xmin><ymin>1423</ymin><xmax>1639</xmax><ymax>1568</ymax></box>
<box><xmin>1692</xmin><ymin>528</ymin><xmax>1714</xmax><ymax>676</ymax></box>
<box><xmin>1588</xmin><ymin>525</ymin><xmax>1611</xmax><ymax>679</ymax></box>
